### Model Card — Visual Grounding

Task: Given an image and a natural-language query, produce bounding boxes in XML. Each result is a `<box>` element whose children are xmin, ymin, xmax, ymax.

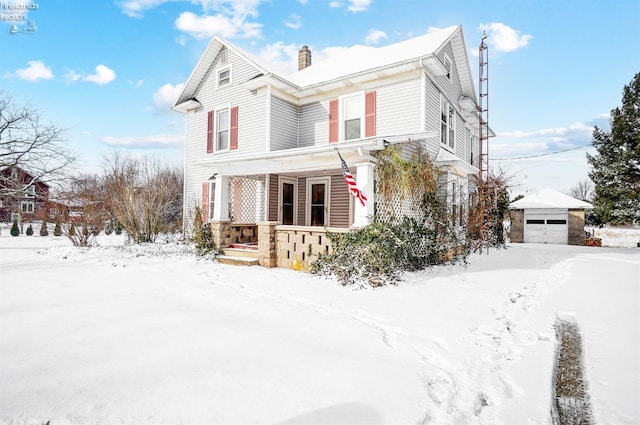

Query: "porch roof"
<box><xmin>435</xmin><ymin>148</ymin><xmax>480</xmax><ymax>176</ymax></box>
<box><xmin>195</xmin><ymin>132</ymin><xmax>437</xmax><ymax>176</ymax></box>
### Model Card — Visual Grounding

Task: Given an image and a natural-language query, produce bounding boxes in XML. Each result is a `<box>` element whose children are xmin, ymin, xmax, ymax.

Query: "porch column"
<box><xmin>213</xmin><ymin>175</ymin><xmax>229</xmax><ymax>221</ymax></box>
<box><xmin>352</xmin><ymin>161</ymin><xmax>375</xmax><ymax>228</ymax></box>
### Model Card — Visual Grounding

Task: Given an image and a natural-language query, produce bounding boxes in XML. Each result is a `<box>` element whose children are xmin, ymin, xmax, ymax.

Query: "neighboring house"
<box><xmin>0</xmin><ymin>166</ymin><xmax>50</xmax><ymax>222</ymax></box>
<box><xmin>509</xmin><ymin>188</ymin><xmax>593</xmax><ymax>245</ymax></box>
<box><xmin>173</xmin><ymin>25</ymin><xmax>483</xmax><ymax>269</ymax></box>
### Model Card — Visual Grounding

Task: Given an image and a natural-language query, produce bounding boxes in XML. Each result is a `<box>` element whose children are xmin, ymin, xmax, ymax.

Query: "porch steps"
<box><xmin>218</xmin><ymin>247</ymin><xmax>260</xmax><ymax>266</ymax></box>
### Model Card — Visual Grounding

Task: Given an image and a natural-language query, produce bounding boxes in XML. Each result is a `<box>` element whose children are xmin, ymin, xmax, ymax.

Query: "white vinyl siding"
<box><xmin>376</xmin><ymin>78</ymin><xmax>421</xmax><ymax>136</ymax></box>
<box><xmin>183</xmin><ymin>48</ymin><xmax>267</xmax><ymax>219</ymax></box>
<box><xmin>270</xmin><ymin>96</ymin><xmax>298</xmax><ymax>151</ymax></box>
<box><xmin>299</xmin><ymin>101</ymin><xmax>328</xmax><ymax>148</ymax></box>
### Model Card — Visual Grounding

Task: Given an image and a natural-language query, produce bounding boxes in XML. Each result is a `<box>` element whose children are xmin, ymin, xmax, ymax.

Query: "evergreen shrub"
<box><xmin>10</xmin><ymin>220</ymin><xmax>20</xmax><ymax>236</ymax></box>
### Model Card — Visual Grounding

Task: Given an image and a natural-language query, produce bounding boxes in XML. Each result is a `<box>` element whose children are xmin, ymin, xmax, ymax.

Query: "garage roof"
<box><xmin>510</xmin><ymin>188</ymin><xmax>593</xmax><ymax>209</ymax></box>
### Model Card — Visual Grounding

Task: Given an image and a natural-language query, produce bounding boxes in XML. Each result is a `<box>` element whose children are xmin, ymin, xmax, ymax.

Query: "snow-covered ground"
<box><xmin>0</xmin><ymin>227</ymin><xmax>638</xmax><ymax>425</ymax></box>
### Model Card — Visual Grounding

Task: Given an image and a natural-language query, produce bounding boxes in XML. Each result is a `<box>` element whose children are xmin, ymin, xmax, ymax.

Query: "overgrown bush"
<box><xmin>312</xmin><ymin>144</ymin><xmax>469</xmax><ymax>287</ymax></box>
<box><xmin>10</xmin><ymin>220</ymin><xmax>19</xmax><ymax>236</ymax></box>
<box><xmin>312</xmin><ymin>217</ymin><xmax>466</xmax><ymax>287</ymax></box>
<box><xmin>191</xmin><ymin>206</ymin><xmax>217</xmax><ymax>257</ymax></box>
<box><xmin>25</xmin><ymin>224</ymin><xmax>33</xmax><ymax>236</ymax></box>
<box><xmin>40</xmin><ymin>221</ymin><xmax>49</xmax><ymax>236</ymax></box>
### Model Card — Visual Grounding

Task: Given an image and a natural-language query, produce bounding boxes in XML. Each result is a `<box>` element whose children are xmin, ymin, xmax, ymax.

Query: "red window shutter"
<box><xmin>328</xmin><ymin>99</ymin><xmax>339</xmax><ymax>143</ymax></box>
<box><xmin>201</xmin><ymin>182</ymin><xmax>209</xmax><ymax>221</ymax></box>
<box><xmin>230</xmin><ymin>106</ymin><xmax>239</xmax><ymax>150</ymax></box>
<box><xmin>365</xmin><ymin>91</ymin><xmax>376</xmax><ymax>138</ymax></box>
<box><xmin>207</xmin><ymin>110</ymin><xmax>214</xmax><ymax>153</ymax></box>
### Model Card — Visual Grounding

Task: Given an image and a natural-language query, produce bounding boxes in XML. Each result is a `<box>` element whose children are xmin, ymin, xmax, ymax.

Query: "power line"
<box><xmin>495</xmin><ymin>144</ymin><xmax>591</xmax><ymax>161</ymax></box>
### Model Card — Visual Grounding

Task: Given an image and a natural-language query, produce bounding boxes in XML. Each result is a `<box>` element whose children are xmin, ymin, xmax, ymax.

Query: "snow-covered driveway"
<box><xmin>0</xmin><ymin>235</ymin><xmax>638</xmax><ymax>424</ymax></box>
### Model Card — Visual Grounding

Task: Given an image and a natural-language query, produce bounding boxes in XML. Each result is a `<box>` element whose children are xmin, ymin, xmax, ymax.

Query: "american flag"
<box><xmin>338</xmin><ymin>151</ymin><xmax>367</xmax><ymax>207</ymax></box>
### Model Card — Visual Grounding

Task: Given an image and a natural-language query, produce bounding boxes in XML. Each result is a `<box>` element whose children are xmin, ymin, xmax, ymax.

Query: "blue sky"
<box><xmin>1</xmin><ymin>0</ymin><xmax>639</xmax><ymax>196</ymax></box>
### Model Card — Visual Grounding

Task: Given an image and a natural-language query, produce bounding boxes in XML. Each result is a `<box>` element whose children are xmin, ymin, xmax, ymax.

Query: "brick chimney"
<box><xmin>298</xmin><ymin>45</ymin><xmax>311</xmax><ymax>71</ymax></box>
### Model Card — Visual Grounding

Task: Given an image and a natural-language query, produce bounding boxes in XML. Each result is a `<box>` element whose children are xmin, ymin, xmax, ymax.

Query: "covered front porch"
<box><xmin>200</xmin><ymin>140</ymin><xmax>378</xmax><ymax>270</ymax></box>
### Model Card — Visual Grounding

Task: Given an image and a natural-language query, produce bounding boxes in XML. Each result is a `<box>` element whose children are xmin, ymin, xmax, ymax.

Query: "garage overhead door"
<box><xmin>524</xmin><ymin>210</ymin><xmax>568</xmax><ymax>244</ymax></box>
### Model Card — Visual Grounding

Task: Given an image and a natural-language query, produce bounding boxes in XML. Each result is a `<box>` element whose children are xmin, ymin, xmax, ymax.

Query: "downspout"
<box><xmin>266</xmin><ymin>82</ymin><xmax>272</xmax><ymax>152</ymax></box>
<box><xmin>182</xmin><ymin>110</ymin><xmax>189</xmax><ymax>234</ymax></box>
<box><xmin>420</xmin><ymin>62</ymin><xmax>426</xmax><ymax>132</ymax></box>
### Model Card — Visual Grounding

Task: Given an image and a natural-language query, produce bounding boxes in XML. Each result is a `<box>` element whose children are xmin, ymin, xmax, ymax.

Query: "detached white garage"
<box><xmin>509</xmin><ymin>188</ymin><xmax>593</xmax><ymax>245</ymax></box>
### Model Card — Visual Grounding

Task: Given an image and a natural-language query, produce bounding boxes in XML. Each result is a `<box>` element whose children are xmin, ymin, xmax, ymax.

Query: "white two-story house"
<box><xmin>173</xmin><ymin>25</ymin><xmax>482</xmax><ymax>269</ymax></box>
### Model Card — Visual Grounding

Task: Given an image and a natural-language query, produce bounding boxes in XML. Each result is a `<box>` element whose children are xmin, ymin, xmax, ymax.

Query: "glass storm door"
<box><xmin>282</xmin><ymin>182</ymin><xmax>294</xmax><ymax>225</ymax></box>
<box><xmin>307</xmin><ymin>177</ymin><xmax>330</xmax><ymax>226</ymax></box>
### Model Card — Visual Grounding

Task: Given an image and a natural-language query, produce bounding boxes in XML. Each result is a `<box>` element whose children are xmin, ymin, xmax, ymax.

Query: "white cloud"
<box><xmin>175</xmin><ymin>34</ymin><xmax>187</xmax><ymax>46</ymax></box>
<box><xmin>297</xmin><ymin>0</ymin><xmax>308</xmax><ymax>4</ymax></box>
<box><xmin>175</xmin><ymin>10</ymin><xmax>261</xmax><ymax>39</ymax></box>
<box><xmin>284</xmin><ymin>13</ymin><xmax>302</xmax><ymax>30</ymax></box>
<box><xmin>153</xmin><ymin>83</ymin><xmax>185</xmax><ymax>112</ymax></box>
<box><xmin>101</xmin><ymin>133</ymin><xmax>184</xmax><ymax>149</ymax></box>
<box><xmin>499</xmin><ymin>122</ymin><xmax>592</xmax><ymax>139</ymax></box>
<box><xmin>15</xmin><ymin>61</ymin><xmax>54</xmax><ymax>82</ymax></box>
<box><xmin>129</xmin><ymin>79</ymin><xmax>144</xmax><ymax>88</ymax></box>
<box><xmin>258</xmin><ymin>42</ymin><xmax>299</xmax><ymax>74</ymax></box>
<box><xmin>329</xmin><ymin>1</ymin><xmax>342</xmax><ymax>8</ymax></box>
<box><xmin>83</xmin><ymin>65</ymin><xmax>116</xmax><ymax>85</ymax></box>
<box><xmin>257</xmin><ymin>42</ymin><xmax>349</xmax><ymax>74</ymax></box>
<box><xmin>347</xmin><ymin>0</ymin><xmax>371</xmax><ymax>12</ymax></box>
<box><xmin>479</xmin><ymin>22</ymin><xmax>532</xmax><ymax>53</ymax></box>
<box><xmin>118</xmin><ymin>0</ymin><xmax>172</xmax><ymax>18</ymax></box>
<box><xmin>365</xmin><ymin>29</ymin><xmax>387</xmax><ymax>45</ymax></box>
<box><xmin>64</xmin><ymin>69</ymin><xmax>82</xmax><ymax>83</ymax></box>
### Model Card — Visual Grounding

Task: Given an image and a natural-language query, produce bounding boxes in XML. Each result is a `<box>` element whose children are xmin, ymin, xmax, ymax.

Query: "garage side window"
<box><xmin>526</xmin><ymin>219</ymin><xmax>544</xmax><ymax>224</ymax></box>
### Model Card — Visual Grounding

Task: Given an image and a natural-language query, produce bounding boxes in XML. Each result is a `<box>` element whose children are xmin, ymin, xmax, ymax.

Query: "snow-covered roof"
<box><xmin>288</xmin><ymin>26</ymin><xmax>459</xmax><ymax>87</ymax></box>
<box><xmin>174</xmin><ymin>25</ymin><xmax>476</xmax><ymax>106</ymax></box>
<box><xmin>510</xmin><ymin>188</ymin><xmax>593</xmax><ymax>210</ymax></box>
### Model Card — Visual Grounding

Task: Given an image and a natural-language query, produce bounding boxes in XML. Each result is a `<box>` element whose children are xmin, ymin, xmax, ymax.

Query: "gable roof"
<box><xmin>174</xmin><ymin>25</ymin><xmax>476</xmax><ymax>107</ymax></box>
<box><xmin>510</xmin><ymin>188</ymin><xmax>593</xmax><ymax>210</ymax></box>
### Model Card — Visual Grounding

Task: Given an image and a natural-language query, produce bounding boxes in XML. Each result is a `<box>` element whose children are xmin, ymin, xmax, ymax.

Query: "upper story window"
<box><xmin>10</xmin><ymin>168</ymin><xmax>17</xmax><ymax>180</ymax></box>
<box><xmin>217</xmin><ymin>109</ymin><xmax>229</xmax><ymax>151</ymax></box>
<box><xmin>441</xmin><ymin>97</ymin><xmax>455</xmax><ymax>150</ymax></box>
<box><xmin>217</xmin><ymin>67</ymin><xmax>231</xmax><ymax>88</ymax></box>
<box><xmin>24</xmin><ymin>185</ymin><xmax>35</xmax><ymax>198</ymax></box>
<box><xmin>444</xmin><ymin>54</ymin><xmax>452</xmax><ymax>81</ymax></box>
<box><xmin>341</xmin><ymin>93</ymin><xmax>364</xmax><ymax>141</ymax></box>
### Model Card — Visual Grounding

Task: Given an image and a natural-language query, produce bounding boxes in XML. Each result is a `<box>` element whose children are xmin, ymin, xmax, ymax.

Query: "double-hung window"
<box><xmin>342</xmin><ymin>94</ymin><xmax>363</xmax><ymax>141</ymax></box>
<box><xmin>21</xmin><ymin>201</ymin><xmax>34</xmax><ymax>213</ymax></box>
<box><xmin>440</xmin><ymin>97</ymin><xmax>455</xmax><ymax>150</ymax></box>
<box><xmin>217</xmin><ymin>67</ymin><xmax>231</xmax><ymax>88</ymax></box>
<box><xmin>217</xmin><ymin>109</ymin><xmax>229</xmax><ymax>151</ymax></box>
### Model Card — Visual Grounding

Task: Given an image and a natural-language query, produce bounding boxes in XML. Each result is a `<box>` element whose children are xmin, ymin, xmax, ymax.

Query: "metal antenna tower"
<box><xmin>478</xmin><ymin>31</ymin><xmax>490</xmax><ymax>252</ymax></box>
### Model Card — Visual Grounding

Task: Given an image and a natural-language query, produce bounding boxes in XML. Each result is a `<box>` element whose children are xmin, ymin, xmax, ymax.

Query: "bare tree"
<box><xmin>0</xmin><ymin>91</ymin><xmax>76</xmax><ymax>195</ymax></box>
<box><xmin>56</xmin><ymin>174</ymin><xmax>108</xmax><ymax>247</ymax></box>
<box><xmin>103</xmin><ymin>152</ymin><xmax>183</xmax><ymax>243</ymax></box>
<box><xmin>568</xmin><ymin>179</ymin><xmax>594</xmax><ymax>202</ymax></box>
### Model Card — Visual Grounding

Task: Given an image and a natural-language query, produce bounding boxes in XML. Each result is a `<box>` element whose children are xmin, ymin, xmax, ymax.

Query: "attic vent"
<box><xmin>220</xmin><ymin>47</ymin><xmax>228</xmax><ymax>64</ymax></box>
